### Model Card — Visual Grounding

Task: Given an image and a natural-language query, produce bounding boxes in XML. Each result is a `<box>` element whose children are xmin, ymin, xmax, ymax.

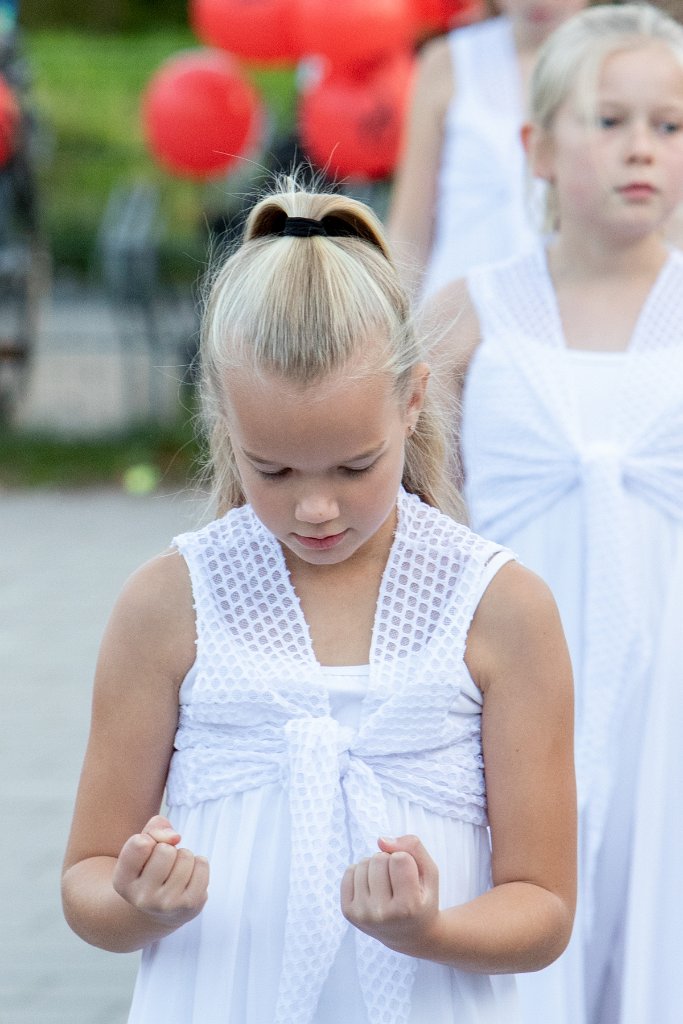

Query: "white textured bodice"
<box><xmin>463</xmin><ymin>245</ymin><xmax>683</xmax><ymax>936</ymax></box>
<box><xmin>421</xmin><ymin>17</ymin><xmax>540</xmax><ymax>300</ymax></box>
<box><xmin>169</xmin><ymin>488</ymin><xmax>514</xmax><ymax>1024</ymax></box>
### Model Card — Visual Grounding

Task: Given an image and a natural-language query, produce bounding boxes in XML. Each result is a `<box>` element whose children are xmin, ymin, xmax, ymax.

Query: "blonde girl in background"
<box><xmin>61</xmin><ymin>183</ymin><xmax>575</xmax><ymax>1024</ymax></box>
<box><xmin>387</xmin><ymin>0</ymin><xmax>588</xmax><ymax>302</ymax></box>
<box><xmin>430</xmin><ymin>5</ymin><xmax>683</xmax><ymax>1021</ymax></box>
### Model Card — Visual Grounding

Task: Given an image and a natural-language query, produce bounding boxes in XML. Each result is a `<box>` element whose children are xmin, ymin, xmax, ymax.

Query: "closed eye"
<box><xmin>255</xmin><ymin>468</ymin><xmax>290</xmax><ymax>480</ymax></box>
<box><xmin>340</xmin><ymin>466</ymin><xmax>370</xmax><ymax>477</ymax></box>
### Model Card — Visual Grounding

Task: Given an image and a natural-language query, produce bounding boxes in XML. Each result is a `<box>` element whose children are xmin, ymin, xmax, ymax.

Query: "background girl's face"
<box><xmin>225</xmin><ymin>352</ymin><xmax>428</xmax><ymax>571</ymax></box>
<box><xmin>534</xmin><ymin>42</ymin><xmax>683</xmax><ymax>239</ymax></box>
<box><xmin>498</xmin><ymin>0</ymin><xmax>587</xmax><ymax>42</ymax></box>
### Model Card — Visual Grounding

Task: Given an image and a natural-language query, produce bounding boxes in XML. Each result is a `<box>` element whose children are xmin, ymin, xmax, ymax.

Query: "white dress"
<box><xmin>421</xmin><ymin>17</ymin><xmax>541</xmax><ymax>302</ymax></box>
<box><xmin>126</xmin><ymin>489</ymin><xmax>520</xmax><ymax>1024</ymax></box>
<box><xmin>461</xmin><ymin>246</ymin><xmax>683</xmax><ymax>1024</ymax></box>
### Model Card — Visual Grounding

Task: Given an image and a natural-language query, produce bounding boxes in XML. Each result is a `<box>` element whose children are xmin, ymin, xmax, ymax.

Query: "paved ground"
<box><xmin>1</xmin><ymin>276</ymin><xmax>204</xmax><ymax>1023</ymax></box>
<box><xmin>0</xmin><ymin>486</ymin><xmax>204</xmax><ymax>1024</ymax></box>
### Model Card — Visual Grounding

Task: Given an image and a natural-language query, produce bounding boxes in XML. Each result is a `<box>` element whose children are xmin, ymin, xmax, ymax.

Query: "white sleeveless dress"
<box><xmin>126</xmin><ymin>489</ymin><xmax>520</xmax><ymax>1024</ymax></box>
<box><xmin>462</xmin><ymin>246</ymin><xmax>683</xmax><ymax>1024</ymax></box>
<box><xmin>421</xmin><ymin>17</ymin><xmax>540</xmax><ymax>302</ymax></box>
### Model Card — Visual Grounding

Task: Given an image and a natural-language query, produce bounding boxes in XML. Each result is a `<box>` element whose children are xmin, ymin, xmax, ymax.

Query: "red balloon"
<box><xmin>293</xmin><ymin>0</ymin><xmax>415</xmax><ymax>67</ymax></box>
<box><xmin>299</xmin><ymin>52</ymin><xmax>414</xmax><ymax>180</ymax></box>
<box><xmin>0</xmin><ymin>75</ymin><xmax>20</xmax><ymax>167</ymax></box>
<box><xmin>190</xmin><ymin>0</ymin><xmax>299</xmax><ymax>63</ymax></box>
<box><xmin>142</xmin><ymin>50</ymin><xmax>263</xmax><ymax>179</ymax></box>
<box><xmin>413</xmin><ymin>0</ymin><xmax>486</xmax><ymax>31</ymax></box>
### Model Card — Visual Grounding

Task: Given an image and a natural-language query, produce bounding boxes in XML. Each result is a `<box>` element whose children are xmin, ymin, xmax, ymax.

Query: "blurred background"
<box><xmin>0</xmin><ymin>2</ymin><xmax>483</xmax><ymax>1021</ymax></box>
<box><xmin>0</xmin><ymin>0</ymin><xmax>486</xmax><ymax>486</ymax></box>
<box><xmin>5</xmin><ymin>1</ymin><xmax>683</xmax><ymax>1020</ymax></box>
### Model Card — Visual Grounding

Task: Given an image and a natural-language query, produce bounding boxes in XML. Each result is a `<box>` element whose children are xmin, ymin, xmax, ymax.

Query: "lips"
<box><xmin>619</xmin><ymin>183</ymin><xmax>657</xmax><ymax>199</ymax></box>
<box><xmin>293</xmin><ymin>530</ymin><xmax>348</xmax><ymax>551</ymax></box>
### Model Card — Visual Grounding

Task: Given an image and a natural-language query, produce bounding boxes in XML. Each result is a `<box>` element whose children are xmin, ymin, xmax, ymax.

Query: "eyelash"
<box><xmin>255</xmin><ymin>465</ymin><xmax>375</xmax><ymax>481</ymax></box>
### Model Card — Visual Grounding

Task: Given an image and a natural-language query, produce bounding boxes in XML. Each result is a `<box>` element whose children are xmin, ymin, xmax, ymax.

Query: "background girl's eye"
<box><xmin>598</xmin><ymin>115</ymin><xmax>620</xmax><ymax>129</ymax></box>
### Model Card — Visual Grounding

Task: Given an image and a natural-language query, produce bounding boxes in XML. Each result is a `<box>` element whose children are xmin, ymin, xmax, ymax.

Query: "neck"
<box><xmin>548</xmin><ymin>226</ymin><xmax>669</xmax><ymax>282</ymax></box>
<box><xmin>511</xmin><ymin>19</ymin><xmax>553</xmax><ymax>57</ymax></box>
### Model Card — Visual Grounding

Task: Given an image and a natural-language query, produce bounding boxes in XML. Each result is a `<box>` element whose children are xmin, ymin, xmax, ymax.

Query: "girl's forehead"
<box><xmin>224</xmin><ymin>361</ymin><xmax>397</xmax><ymax>412</ymax></box>
<box><xmin>556</xmin><ymin>40</ymin><xmax>683</xmax><ymax>119</ymax></box>
<box><xmin>225</xmin><ymin>348</ymin><xmax>396</xmax><ymax>401</ymax></box>
<box><xmin>595</xmin><ymin>41</ymin><xmax>683</xmax><ymax>93</ymax></box>
<box><xmin>602</xmin><ymin>39</ymin><xmax>680</xmax><ymax>69</ymax></box>
<box><xmin>225</xmin><ymin>364</ymin><xmax>404</xmax><ymax>467</ymax></box>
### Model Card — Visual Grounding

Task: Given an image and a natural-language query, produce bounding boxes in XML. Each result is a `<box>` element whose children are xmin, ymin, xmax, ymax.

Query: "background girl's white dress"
<box><xmin>462</xmin><ymin>247</ymin><xmax>683</xmax><ymax>1024</ymax></box>
<box><xmin>421</xmin><ymin>16</ymin><xmax>540</xmax><ymax>302</ymax></box>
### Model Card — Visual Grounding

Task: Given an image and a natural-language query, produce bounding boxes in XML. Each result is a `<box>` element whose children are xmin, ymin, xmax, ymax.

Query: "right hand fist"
<box><xmin>112</xmin><ymin>815</ymin><xmax>209</xmax><ymax>931</ymax></box>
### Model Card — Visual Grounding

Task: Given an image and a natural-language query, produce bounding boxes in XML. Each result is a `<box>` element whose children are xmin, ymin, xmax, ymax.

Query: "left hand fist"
<box><xmin>340</xmin><ymin>834</ymin><xmax>441</xmax><ymax>957</ymax></box>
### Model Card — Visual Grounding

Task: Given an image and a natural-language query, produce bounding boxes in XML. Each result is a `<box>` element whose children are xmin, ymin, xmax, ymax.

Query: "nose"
<box><xmin>625</xmin><ymin>121</ymin><xmax>654</xmax><ymax>163</ymax></box>
<box><xmin>294</xmin><ymin>487</ymin><xmax>340</xmax><ymax>525</ymax></box>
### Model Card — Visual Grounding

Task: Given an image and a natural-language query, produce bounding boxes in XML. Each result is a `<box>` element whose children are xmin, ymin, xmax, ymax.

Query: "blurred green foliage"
<box><xmin>25</xmin><ymin>28</ymin><xmax>298</xmax><ymax>278</ymax></box>
<box><xmin>0</xmin><ymin>416</ymin><xmax>203</xmax><ymax>488</ymax></box>
<box><xmin>21</xmin><ymin>0</ymin><xmax>189</xmax><ymax>32</ymax></box>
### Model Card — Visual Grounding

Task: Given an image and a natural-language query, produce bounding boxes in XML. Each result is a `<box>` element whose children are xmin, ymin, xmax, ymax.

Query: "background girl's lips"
<box><xmin>293</xmin><ymin>530</ymin><xmax>348</xmax><ymax>550</ymax></box>
<box><xmin>619</xmin><ymin>184</ymin><xmax>657</xmax><ymax>198</ymax></box>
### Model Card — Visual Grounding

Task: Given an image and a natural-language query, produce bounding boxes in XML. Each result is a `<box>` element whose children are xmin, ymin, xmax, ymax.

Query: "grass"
<box><xmin>25</xmin><ymin>28</ymin><xmax>299</xmax><ymax>277</ymax></box>
<box><xmin>0</xmin><ymin>415</ymin><xmax>205</xmax><ymax>489</ymax></box>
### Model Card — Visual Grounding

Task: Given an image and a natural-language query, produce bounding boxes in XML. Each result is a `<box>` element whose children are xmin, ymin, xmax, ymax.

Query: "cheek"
<box><xmin>665</xmin><ymin>150</ymin><xmax>683</xmax><ymax>194</ymax></box>
<box><xmin>557</xmin><ymin>146</ymin><xmax>605</xmax><ymax>205</ymax></box>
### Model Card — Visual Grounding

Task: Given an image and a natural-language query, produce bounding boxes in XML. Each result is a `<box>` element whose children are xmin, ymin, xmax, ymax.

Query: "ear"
<box><xmin>405</xmin><ymin>362</ymin><xmax>430</xmax><ymax>433</ymax></box>
<box><xmin>521</xmin><ymin>121</ymin><xmax>555</xmax><ymax>183</ymax></box>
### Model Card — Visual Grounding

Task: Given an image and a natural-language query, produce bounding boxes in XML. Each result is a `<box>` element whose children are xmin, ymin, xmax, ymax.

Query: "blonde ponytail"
<box><xmin>198</xmin><ymin>178</ymin><xmax>463</xmax><ymax>520</ymax></box>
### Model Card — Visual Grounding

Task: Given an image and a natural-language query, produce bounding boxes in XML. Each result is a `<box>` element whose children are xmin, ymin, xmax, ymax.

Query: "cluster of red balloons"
<box><xmin>0</xmin><ymin>75</ymin><xmax>20</xmax><ymax>168</ymax></box>
<box><xmin>142</xmin><ymin>0</ymin><xmax>484</xmax><ymax>181</ymax></box>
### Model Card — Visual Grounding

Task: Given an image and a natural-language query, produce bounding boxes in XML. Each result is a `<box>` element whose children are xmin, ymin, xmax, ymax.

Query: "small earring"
<box><xmin>407</xmin><ymin>423</ymin><xmax>415</xmax><ymax>436</ymax></box>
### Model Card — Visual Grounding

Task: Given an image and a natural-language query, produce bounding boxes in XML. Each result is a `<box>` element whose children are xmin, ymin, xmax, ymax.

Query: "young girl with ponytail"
<box><xmin>61</xmin><ymin>183</ymin><xmax>575</xmax><ymax>1024</ymax></box>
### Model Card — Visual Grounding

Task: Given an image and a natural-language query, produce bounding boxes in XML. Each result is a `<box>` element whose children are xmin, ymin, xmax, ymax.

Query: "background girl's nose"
<box><xmin>626</xmin><ymin>123</ymin><xmax>653</xmax><ymax>159</ymax></box>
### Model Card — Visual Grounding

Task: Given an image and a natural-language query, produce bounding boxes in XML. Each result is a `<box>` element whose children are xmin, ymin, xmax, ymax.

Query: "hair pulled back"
<box><xmin>529</xmin><ymin>2</ymin><xmax>683</xmax><ymax>229</ymax></box>
<box><xmin>199</xmin><ymin>179</ymin><xmax>462</xmax><ymax>520</ymax></box>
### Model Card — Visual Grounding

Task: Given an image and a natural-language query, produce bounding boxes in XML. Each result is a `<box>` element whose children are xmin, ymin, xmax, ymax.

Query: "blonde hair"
<box><xmin>199</xmin><ymin>179</ymin><xmax>463</xmax><ymax>520</ymax></box>
<box><xmin>529</xmin><ymin>2</ymin><xmax>683</xmax><ymax>229</ymax></box>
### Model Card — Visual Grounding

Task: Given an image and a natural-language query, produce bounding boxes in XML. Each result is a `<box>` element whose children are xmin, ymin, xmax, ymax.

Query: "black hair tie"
<box><xmin>281</xmin><ymin>216</ymin><xmax>327</xmax><ymax>238</ymax></box>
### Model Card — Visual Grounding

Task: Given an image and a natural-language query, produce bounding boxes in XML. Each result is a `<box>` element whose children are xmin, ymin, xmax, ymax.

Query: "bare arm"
<box><xmin>386</xmin><ymin>36</ymin><xmax>454</xmax><ymax>300</ymax></box>
<box><xmin>342</xmin><ymin>564</ymin><xmax>576</xmax><ymax>973</ymax></box>
<box><xmin>61</xmin><ymin>550</ymin><xmax>205</xmax><ymax>953</ymax></box>
<box><xmin>420</xmin><ymin>277</ymin><xmax>482</xmax><ymax>488</ymax></box>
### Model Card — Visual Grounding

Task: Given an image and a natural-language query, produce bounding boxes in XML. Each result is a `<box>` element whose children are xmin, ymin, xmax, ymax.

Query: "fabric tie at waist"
<box><xmin>274</xmin><ymin>716</ymin><xmax>417</xmax><ymax>1024</ymax></box>
<box><xmin>469</xmin><ymin>431</ymin><xmax>683</xmax><ymax>939</ymax></box>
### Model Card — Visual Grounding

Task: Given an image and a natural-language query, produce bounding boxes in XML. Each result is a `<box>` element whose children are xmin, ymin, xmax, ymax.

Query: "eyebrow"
<box><xmin>242</xmin><ymin>443</ymin><xmax>387</xmax><ymax>466</ymax></box>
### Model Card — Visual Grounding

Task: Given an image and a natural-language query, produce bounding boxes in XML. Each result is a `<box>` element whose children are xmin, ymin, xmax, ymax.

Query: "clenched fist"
<box><xmin>340</xmin><ymin>834</ymin><xmax>441</xmax><ymax>958</ymax></box>
<box><xmin>113</xmin><ymin>815</ymin><xmax>209</xmax><ymax>932</ymax></box>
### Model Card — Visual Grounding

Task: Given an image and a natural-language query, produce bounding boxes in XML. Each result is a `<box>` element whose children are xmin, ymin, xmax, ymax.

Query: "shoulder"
<box><xmin>466</xmin><ymin>562</ymin><xmax>570</xmax><ymax>696</ymax></box>
<box><xmin>411</xmin><ymin>34</ymin><xmax>455</xmax><ymax>121</ymax></box>
<box><xmin>106</xmin><ymin>548</ymin><xmax>196</xmax><ymax>686</ymax></box>
<box><xmin>472</xmin><ymin>561</ymin><xmax>558</xmax><ymax>639</ymax></box>
<box><xmin>422</xmin><ymin>276</ymin><xmax>481</xmax><ymax>381</ymax></box>
<box><xmin>417</xmin><ymin>33</ymin><xmax>453</xmax><ymax>84</ymax></box>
